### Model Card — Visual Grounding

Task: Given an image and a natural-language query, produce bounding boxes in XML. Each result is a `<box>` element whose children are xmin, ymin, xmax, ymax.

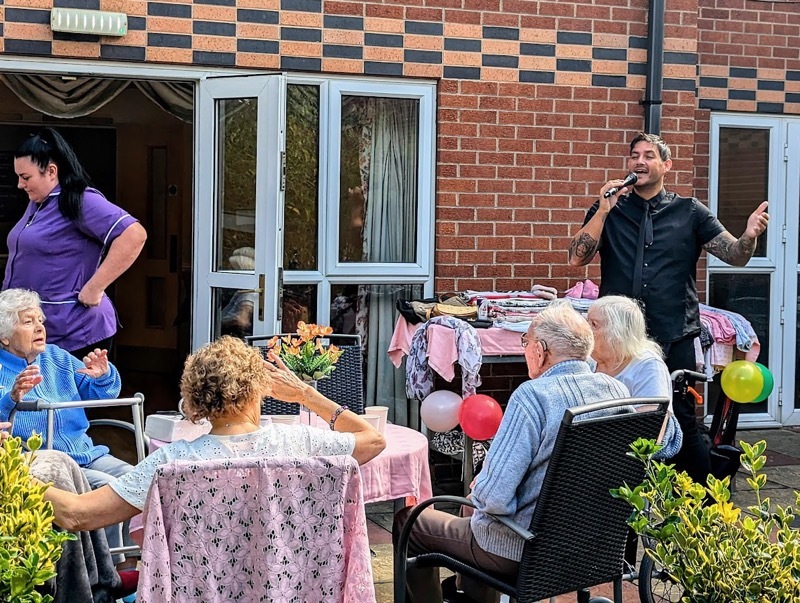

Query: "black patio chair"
<box><xmin>394</xmin><ymin>397</ymin><xmax>669</xmax><ymax>603</ymax></box>
<box><xmin>247</xmin><ymin>333</ymin><xmax>365</xmax><ymax>416</ymax></box>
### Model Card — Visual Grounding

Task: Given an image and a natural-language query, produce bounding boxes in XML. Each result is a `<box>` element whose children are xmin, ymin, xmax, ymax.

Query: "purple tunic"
<box><xmin>3</xmin><ymin>185</ymin><xmax>138</xmax><ymax>352</ymax></box>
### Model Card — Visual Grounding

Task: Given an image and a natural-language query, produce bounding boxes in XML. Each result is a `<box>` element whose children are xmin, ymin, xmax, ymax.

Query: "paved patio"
<box><xmin>369</xmin><ymin>427</ymin><xmax>800</xmax><ymax>603</ymax></box>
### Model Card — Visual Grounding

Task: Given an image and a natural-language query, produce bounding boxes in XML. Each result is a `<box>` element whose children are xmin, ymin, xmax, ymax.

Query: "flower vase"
<box><xmin>301</xmin><ymin>380</ymin><xmax>317</xmax><ymax>426</ymax></box>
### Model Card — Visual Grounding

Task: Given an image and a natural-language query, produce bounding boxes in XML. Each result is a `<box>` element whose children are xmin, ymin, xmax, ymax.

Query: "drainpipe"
<box><xmin>642</xmin><ymin>0</ymin><xmax>665</xmax><ymax>135</ymax></box>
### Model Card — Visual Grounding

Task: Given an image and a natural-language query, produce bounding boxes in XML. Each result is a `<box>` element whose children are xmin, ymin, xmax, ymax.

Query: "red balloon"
<box><xmin>459</xmin><ymin>394</ymin><xmax>503</xmax><ymax>441</ymax></box>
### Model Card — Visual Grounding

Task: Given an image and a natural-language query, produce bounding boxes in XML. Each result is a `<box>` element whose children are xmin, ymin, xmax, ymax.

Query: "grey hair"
<box><xmin>0</xmin><ymin>289</ymin><xmax>43</xmax><ymax>340</ymax></box>
<box><xmin>630</xmin><ymin>133</ymin><xmax>671</xmax><ymax>161</ymax></box>
<box><xmin>531</xmin><ymin>300</ymin><xmax>594</xmax><ymax>361</ymax></box>
<box><xmin>590</xmin><ymin>296</ymin><xmax>663</xmax><ymax>364</ymax></box>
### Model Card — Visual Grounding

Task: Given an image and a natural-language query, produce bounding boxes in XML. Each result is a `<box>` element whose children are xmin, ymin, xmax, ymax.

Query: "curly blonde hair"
<box><xmin>180</xmin><ymin>336</ymin><xmax>271</xmax><ymax>422</ymax></box>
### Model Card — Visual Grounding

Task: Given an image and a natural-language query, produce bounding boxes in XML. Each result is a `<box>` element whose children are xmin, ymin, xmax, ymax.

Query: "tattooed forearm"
<box><xmin>568</xmin><ymin>232</ymin><xmax>600</xmax><ymax>266</ymax></box>
<box><xmin>703</xmin><ymin>232</ymin><xmax>757</xmax><ymax>267</ymax></box>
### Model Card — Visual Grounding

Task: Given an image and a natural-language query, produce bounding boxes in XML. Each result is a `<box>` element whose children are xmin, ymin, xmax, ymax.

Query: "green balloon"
<box><xmin>753</xmin><ymin>362</ymin><xmax>774</xmax><ymax>403</ymax></box>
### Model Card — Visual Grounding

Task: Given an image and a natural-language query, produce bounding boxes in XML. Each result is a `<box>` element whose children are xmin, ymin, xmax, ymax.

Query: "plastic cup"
<box><xmin>365</xmin><ymin>406</ymin><xmax>389</xmax><ymax>434</ymax></box>
<box><xmin>363</xmin><ymin>415</ymin><xmax>382</xmax><ymax>431</ymax></box>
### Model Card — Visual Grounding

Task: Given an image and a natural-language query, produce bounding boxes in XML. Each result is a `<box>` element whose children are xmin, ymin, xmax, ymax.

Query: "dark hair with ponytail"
<box><xmin>14</xmin><ymin>128</ymin><xmax>91</xmax><ymax>220</ymax></box>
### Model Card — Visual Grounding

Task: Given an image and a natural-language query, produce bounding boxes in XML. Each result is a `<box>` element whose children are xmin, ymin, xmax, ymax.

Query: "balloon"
<box><xmin>420</xmin><ymin>390</ymin><xmax>462</xmax><ymax>432</ymax></box>
<box><xmin>752</xmin><ymin>363</ymin><xmax>774</xmax><ymax>403</ymax></box>
<box><xmin>459</xmin><ymin>394</ymin><xmax>503</xmax><ymax>441</ymax></box>
<box><xmin>720</xmin><ymin>360</ymin><xmax>764</xmax><ymax>403</ymax></box>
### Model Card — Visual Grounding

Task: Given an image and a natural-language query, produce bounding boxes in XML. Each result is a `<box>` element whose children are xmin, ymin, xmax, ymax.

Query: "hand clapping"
<box><xmin>77</xmin><ymin>348</ymin><xmax>110</xmax><ymax>378</ymax></box>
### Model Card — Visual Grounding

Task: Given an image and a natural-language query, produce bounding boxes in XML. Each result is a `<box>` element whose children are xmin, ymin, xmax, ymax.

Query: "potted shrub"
<box><xmin>613</xmin><ymin>438</ymin><xmax>800</xmax><ymax>602</ymax></box>
<box><xmin>0</xmin><ymin>433</ymin><xmax>74</xmax><ymax>603</ymax></box>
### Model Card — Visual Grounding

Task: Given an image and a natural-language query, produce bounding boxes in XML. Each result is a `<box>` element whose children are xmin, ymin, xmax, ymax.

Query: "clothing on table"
<box><xmin>461</xmin><ymin>287</ymin><xmax>559</xmax><ymax>304</ymax></box>
<box><xmin>29</xmin><ymin>450</ymin><xmax>121</xmax><ymax>603</ymax></box>
<box><xmin>610</xmin><ymin>350</ymin><xmax>683</xmax><ymax>459</ymax></box>
<box><xmin>3</xmin><ymin>186</ymin><xmax>139</xmax><ymax>352</ymax></box>
<box><xmin>0</xmin><ymin>344</ymin><xmax>121</xmax><ymax>466</ymax></box>
<box><xmin>110</xmin><ymin>425</ymin><xmax>355</xmax><ymax>510</ymax></box>
<box><xmin>584</xmin><ymin>189</ymin><xmax>725</xmax><ymax>344</ymax></box>
<box><xmin>700</xmin><ymin>303</ymin><xmax>761</xmax><ymax>359</ymax></box>
<box><xmin>564</xmin><ymin>279</ymin><xmax>599</xmax><ymax>300</ymax></box>
<box><xmin>404</xmin><ymin>315</ymin><xmax>482</xmax><ymax>403</ymax></box>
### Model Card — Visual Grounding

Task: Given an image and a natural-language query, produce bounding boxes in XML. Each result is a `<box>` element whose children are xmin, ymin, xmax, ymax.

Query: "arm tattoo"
<box><xmin>703</xmin><ymin>232</ymin><xmax>757</xmax><ymax>267</ymax></box>
<box><xmin>569</xmin><ymin>232</ymin><xmax>600</xmax><ymax>265</ymax></box>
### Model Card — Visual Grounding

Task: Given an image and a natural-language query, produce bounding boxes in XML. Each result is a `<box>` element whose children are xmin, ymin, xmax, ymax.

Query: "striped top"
<box><xmin>0</xmin><ymin>344</ymin><xmax>121</xmax><ymax>466</ymax></box>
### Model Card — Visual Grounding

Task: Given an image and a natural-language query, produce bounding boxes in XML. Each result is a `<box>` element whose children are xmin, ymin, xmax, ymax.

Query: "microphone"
<box><xmin>603</xmin><ymin>173</ymin><xmax>638</xmax><ymax>198</ymax></box>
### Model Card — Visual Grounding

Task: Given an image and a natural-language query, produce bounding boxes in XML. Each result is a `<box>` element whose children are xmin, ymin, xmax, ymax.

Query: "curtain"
<box><xmin>360</xmin><ymin>99</ymin><xmax>420</xmax><ymax>426</ymax></box>
<box><xmin>134</xmin><ymin>81</ymin><xmax>194</xmax><ymax>123</ymax></box>
<box><xmin>0</xmin><ymin>75</ymin><xmax>194</xmax><ymax>122</ymax></box>
<box><xmin>0</xmin><ymin>74</ymin><xmax>129</xmax><ymax>118</ymax></box>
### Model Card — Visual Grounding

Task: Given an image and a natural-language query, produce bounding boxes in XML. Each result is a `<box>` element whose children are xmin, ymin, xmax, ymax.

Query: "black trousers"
<box><xmin>662</xmin><ymin>334</ymin><xmax>711</xmax><ymax>484</ymax></box>
<box><xmin>70</xmin><ymin>336</ymin><xmax>114</xmax><ymax>361</ymax></box>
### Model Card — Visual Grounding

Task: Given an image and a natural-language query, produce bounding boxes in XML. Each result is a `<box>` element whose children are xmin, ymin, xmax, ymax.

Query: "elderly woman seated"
<box><xmin>0</xmin><ymin>288</ymin><xmax>133</xmax><ymax>559</ymax></box>
<box><xmin>586</xmin><ymin>295</ymin><xmax>682</xmax><ymax>458</ymax></box>
<box><xmin>42</xmin><ymin>335</ymin><xmax>385</xmax><ymax>531</ymax></box>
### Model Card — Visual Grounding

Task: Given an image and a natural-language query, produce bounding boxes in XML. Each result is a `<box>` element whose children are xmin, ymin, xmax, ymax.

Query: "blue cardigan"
<box><xmin>0</xmin><ymin>344</ymin><xmax>121</xmax><ymax>466</ymax></box>
<box><xmin>470</xmin><ymin>360</ymin><xmax>630</xmax><ymax>562</ymax></box>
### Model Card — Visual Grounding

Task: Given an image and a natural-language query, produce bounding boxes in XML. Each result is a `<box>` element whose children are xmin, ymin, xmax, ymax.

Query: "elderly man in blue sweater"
<box><xmin>393</xmin><ymin>300</ymin><xmax>630</xmax><ymax>603</ymax></box>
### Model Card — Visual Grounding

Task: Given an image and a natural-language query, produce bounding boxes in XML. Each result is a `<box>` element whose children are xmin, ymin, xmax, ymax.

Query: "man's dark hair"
<box><xmin>630</xmin><ymin>133</ymin><xmax>671</xmax><ymax>162</ymax></box>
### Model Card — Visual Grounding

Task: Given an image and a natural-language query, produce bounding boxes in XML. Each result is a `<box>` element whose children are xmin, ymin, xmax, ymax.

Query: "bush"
<box><xmin>0</xmin><ymin>433</ymin><xmax>74</xmax><ymax>603</ymax></box>
<box><xmin>612</xmin><ymin>438</ymin><xmax>800</xmax><ymax>603</ymax></box>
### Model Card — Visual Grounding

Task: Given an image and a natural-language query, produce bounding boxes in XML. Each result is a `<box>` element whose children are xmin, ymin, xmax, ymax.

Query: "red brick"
<box><xmin>405</xmin><ymin>7</ymin><xmax>442</xmax><ymax>20</ymax></box>
<box><xmin>443</xmin><ymin>9</ymin><xmax>481</xmax><ymax>24</ymax></box>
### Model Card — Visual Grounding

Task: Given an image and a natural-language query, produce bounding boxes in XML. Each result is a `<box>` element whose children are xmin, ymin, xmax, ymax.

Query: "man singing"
<box><xmin>568</xmin><ymin>132</ymin><xmax>769</xmax><ymax>481</ymax></box>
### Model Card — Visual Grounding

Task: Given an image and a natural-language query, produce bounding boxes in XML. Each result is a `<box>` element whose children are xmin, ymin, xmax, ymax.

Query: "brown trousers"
<box><xmin>393</xmin><ymin>506</ymin><xmax>519</xmax><ymax>603</ymax></box>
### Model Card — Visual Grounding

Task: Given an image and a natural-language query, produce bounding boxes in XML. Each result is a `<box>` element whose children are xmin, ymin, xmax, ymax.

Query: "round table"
<box><xmin>146</xmin><ymin>421</ymin><xmax>432</xmax><ymax>507</ymax></box>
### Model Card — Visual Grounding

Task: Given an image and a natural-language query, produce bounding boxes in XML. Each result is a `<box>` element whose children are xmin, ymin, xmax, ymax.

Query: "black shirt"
<box><xmin>583</xmin><ymin>189</ymin><xmax>725</xmax><ymax>344</ymax></box>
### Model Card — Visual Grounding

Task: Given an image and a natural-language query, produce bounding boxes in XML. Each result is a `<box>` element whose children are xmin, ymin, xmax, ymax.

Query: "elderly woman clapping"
<box><xmin>587</xmin><ymin>295</ymin><xmax>683</xmax><ymax>458</ymax></box>
<box><xmin>0</xmin><ymin>288</ymin><xmax>134</xmax><ymax>557</ymax></box>
<box><xmin>42</xmin><ymin>335</ymin><xmax>385</xmax><ymax>530</ymax></box>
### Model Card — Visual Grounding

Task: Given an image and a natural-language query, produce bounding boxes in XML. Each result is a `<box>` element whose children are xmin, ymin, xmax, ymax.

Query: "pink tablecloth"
<box><xmin>130</xmin><ymin>422</ymin><xmax>431</xmax><ymax>543</ymax></box>
<box><xmin>388</xmin><ymin>316</ymin><xmax>525</xmax><ymax>380</ymax></box>
<box><xmin>141</xmin><ymin>422</ymin><xmax>431</xmax><ymax>506</ymax></box>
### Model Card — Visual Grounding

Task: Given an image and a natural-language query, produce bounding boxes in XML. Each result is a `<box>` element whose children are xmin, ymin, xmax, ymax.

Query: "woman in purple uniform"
<box><xmin>6</xmin><ymin>128</ymin><xmax>147</xmax><ymax>357</ymax></box>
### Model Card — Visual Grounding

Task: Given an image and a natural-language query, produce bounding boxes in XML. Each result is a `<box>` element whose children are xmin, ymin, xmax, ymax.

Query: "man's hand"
<box><xmin>11</xmin><ymin>365</ymin><xmax>43</xmax><ymax>403</ymax></box>
<box><xmin>598</xmin><ymin>178</ymin><xmax>632</xmax><ymax>213</ymax></box>
<box><xmin>744</xmin><ymin>201</ymin><xmax>769</xmax><ymax>238</ymax></box>
<box><xmin>77</xmin><ymin>349</ymin><xmax>110</xmax><ymax>378</ymax></box>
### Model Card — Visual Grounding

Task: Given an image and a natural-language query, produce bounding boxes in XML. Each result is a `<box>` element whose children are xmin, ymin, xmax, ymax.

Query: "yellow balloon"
<box><xmin>720</xmin><ymin>360</ymin><xmax>764</xmax><ymax>403</ymax></box>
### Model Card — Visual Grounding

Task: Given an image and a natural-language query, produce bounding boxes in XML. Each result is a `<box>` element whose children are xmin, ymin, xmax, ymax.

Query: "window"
<box><xmin>282</xmin><ymin>78</ymin><xmax>435</xmax><ymax>425</ymax></box>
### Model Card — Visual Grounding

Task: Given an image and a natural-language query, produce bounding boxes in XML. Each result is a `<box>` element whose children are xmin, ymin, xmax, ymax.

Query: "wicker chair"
<box><xmin>247</xmin><ymin>334</ymin><xmax>365</xmax><ymax>416</ymax></box>
<box><xmin>394</xmin><ymin>397</ymin><xmax>669</xmax><ymax>603</ymax></box>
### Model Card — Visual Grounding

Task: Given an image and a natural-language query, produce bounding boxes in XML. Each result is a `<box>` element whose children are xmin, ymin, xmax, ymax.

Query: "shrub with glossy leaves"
<box><xmin>1</xmin><ymin>433</ymin><xmax>75</xmax><ymax>603</ymax></box>
<box><xmin>612</xmin><ymin>438</ymin><xmax>800</xmax><ymax>603</ymax></box>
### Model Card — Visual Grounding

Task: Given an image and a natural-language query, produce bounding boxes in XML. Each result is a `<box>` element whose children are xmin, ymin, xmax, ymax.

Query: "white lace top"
<box><xmin>110</xmin><ymin>425</ymin><xmax>355</xmax><ymax>509</ymax></box>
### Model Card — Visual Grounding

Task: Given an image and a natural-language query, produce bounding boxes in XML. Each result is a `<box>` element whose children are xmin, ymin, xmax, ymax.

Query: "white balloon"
<box><xmin>420</xmin><ymin>390</ymin><xmax>463</xmax><ymax>432</ymax></box>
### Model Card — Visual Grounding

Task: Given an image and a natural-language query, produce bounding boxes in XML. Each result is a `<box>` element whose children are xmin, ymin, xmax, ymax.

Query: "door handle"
<box><xmin>277</xmin><ymin>267</ymin><xmax>284</xmax><ymax>324</ymax></box>
<box><xmin>258</xmin><ymin>273</ymin><xmax>265</xmax><ymax>322</ymax></box>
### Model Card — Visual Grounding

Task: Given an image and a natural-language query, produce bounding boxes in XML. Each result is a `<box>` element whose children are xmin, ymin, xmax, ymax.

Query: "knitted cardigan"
<box><xmin>0</xmin><ymin>344</ymin><xmax>121</xmax><ymax>466</ymax></box>
<box><xmin>470</xmin><ymin>360</ymin><xmax>630</xmax><ymax>562</ymax></box>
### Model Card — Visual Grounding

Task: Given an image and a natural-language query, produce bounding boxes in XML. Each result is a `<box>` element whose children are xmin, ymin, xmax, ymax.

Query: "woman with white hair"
<box><xmin>0</xmin><ymin>287</ymin><xmax>134</xmax><ymax>558</ymax></box>
<box><xmin>587</xmin><ymin>295</ymin><xmax>682</xmax><ymax>457</ymax></box>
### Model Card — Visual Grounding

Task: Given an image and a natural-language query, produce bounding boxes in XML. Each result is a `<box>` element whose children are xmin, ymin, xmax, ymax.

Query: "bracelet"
<box><xmin>329</xmin><ymin>406</ymin><xmax>347</xmax><ymax>430</ymax></box>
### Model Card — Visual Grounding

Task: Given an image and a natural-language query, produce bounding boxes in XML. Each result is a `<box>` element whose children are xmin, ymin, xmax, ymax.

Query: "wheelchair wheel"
<box><xmin>638</xmin><ymin>552</ymin><xmax>683</xmax><ymax>603</ymax></box>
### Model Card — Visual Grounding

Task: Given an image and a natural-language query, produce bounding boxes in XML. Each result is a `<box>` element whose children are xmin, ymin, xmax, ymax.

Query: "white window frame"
<box><xmin>708</xmin><ymin>113</ymin><xmax>788</xmax><ymax>428</ymax></box>
<box><xmin>283</xmin><ymin>75</ymin><xmax>436</xmax><ymax>326</ymax></box>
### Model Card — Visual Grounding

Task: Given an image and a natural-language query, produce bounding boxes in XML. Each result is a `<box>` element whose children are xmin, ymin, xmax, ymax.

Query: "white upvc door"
<box><xmin>192</xmin><ymin>75</ymin><xmax>286</xmax><ymax>349</ymax></box>
<box><xmin>781</xmin><ymin>121</ymin><xmax>800</xmax><ymax>425</ymax></box>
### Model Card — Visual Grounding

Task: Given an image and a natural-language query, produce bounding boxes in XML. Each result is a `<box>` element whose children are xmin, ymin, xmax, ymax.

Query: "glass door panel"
<box><xmin>193</xmin><ymin>75</ymin><xmax>286</xmax><ymax>348</ymax></box>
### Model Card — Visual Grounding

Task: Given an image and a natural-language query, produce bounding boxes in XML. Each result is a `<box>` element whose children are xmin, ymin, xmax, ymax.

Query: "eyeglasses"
<box><xmin>521</xmin><ymin>334</ymin><xmax>548</xmax><ymax>352</ymax></box>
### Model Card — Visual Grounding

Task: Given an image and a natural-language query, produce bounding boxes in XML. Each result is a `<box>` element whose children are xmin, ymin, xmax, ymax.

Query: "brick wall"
<box><xmin>0</xmin><ymin>0</ymin><xmax>797</xmax><ymax>295</ymax></box>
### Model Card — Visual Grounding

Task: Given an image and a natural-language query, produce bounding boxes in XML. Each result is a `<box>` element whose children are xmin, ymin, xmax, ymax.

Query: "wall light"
<box><xmin>51</xmin><ymin>7</ymin><xmax>128</xmax><ymax>37</ymax></box>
